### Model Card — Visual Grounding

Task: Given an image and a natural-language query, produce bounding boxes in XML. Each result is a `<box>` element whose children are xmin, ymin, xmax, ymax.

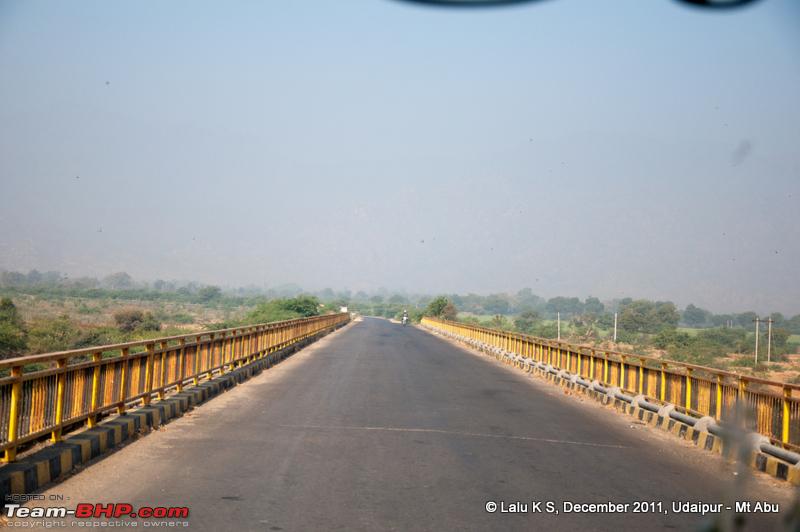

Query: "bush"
<box><xmin>652</xmin><ymin>328</ymin><xmax>691</xmax><ymax>349</ymax></box>
<box><xmin>279</xmin><ymin>295</ymin><xmax>321</xmax><ymax>317</ymax></box>
<box><xmin>514</xmin><ymin>310</ymin><xmax>540</xmax><ymax>334</ymax></box>
<box><xmin>245</xmin><ymin>296</ymin><xmax>322</xmax><ymax>324</ymax></box>
<box><xmin>614</xmin><ymin>329</ymin><xmax>638</xmax><ymax>344</ymax></box>
<box><xmin>70</xmin><ymin>328</ymin><xmax>120</xmax><ymax>349</ymax></box>
<box><xmin>424</xmin><ymin>296</ymin><xmax>450</xmax><ymax>318</ymax></box>
<box><xmin>482</xmin><ymin>315</ymin><xmax>512</xmax><ymax>330</ymax></box>
<box><xmin>28</xmin><ymin>315</ymin><xmax>79</xmax><ymax>354</ymax></box>
<box><xmin>0</xmin><ymin>297</ymin><xmax>27</xmax><ymax>358</ymax></box>
<box><xmin>113</xmin><ymin>309</ymin><xmax>161</xmax><ymax>332</ymax></box>
<box><xmin>649</xmin><ymin>326</ymin><xmax>748</xmax><ymax>367</ymax></box>
<box><xmin>695</xmin><ymin>327</ymin><xmax>746</xmax><ymax>349</ymax></box>
<box><xmin>459</xmin><ymin>315</ymin><xmax>481</xmax><ymax>326</ymax></box>
<box><xmin>170</xmin><ymin>312</ymin><xmax>195</xmax><ymax>324</ymax></box>
<box><xmin>533</xmin><ymin>322</ymin><xmax>559</xmax><ymax>339</ymax></box>
<box><xmin>196</xmin><ymin>286</ymin><xmax>222</xmax><ymax>303</ymax></box>
<box><xmin>76</xmin><ymin>303</ymin><xmax>100</xmax><ymax>314</ymax></box>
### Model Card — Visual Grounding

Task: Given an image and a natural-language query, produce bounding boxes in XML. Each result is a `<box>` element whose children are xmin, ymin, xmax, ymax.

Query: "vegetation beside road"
<box><xmin>2</xmin><ymin>269</ymin><xmax>798</xmax><ymax>383</ymax></box>
<box><xmin>418</xmin><ymin>295</ymin><xmax>800</xmax><ymax>384</ymax></box>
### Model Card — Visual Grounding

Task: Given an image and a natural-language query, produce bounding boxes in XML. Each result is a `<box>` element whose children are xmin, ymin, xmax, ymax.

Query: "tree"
<box><xmin>26</xmin><ymin>269</ymin><xmax>43</xmax><ymax>285</ymax></box>
<box><xmin>785</xmin><ymin>315</ymin><xmax>800</xmax><ymax>334</ymax></box>
<box><xmin>388</xmin><ymin>294</ymin><xmax>408</xmax><ymax>305</ymax></box>
<box><xmin>281</xmin><ymin>295</ymin><xmax>320</xmax><ymax>317</ymax></box>
<box><xmin>735</xmin><ymin>311</ymin><xmax>757</xmax><ymax>328</ymax></box>
<box><xmin>0</xmin><ymin>298</ymin><xmax>27</xmax><ymax>358</ymax></box>
<box><xmin>772</xmin><ymin>328</ymin><xmax>790</xmax><ymax>350</ymax></box>
<box><xmin>0</xmin><ymin>271</ymin><xmax>26</xmax><ymax>287</ymax></box>
<box><xmin>597</xmin><ymin>312</ymin><xmax>614</xmax><ymax>329</ymax></box>
<box><xmin>682</xmin><ymin>304</ymin><xmax>710</xmax><ymax>327</ymax></box>
<box><xmin>329</xmin><ymin>298</ymin><xmax>350</xmax><ymax>310</ymax></box>
<box><xmin>196</xmin><ymin>286</ymin><xmax>222</xmax><ymax>303</ymax></box>
<box><xmin>533</xmin><ymin>321</ymin><xmax>559</xmax><ymax>339</ymax></box>
<box><xmin>770</xmin><ymin>313</ymin><xmax>785</xmax><ymax>327</ymax></box>
<box><xmin>618</xmin><ymin>300</ymin><xmax>679</xmax><ymax>334</ymax></box>
<box><xmin>710</xmin><ymin>313</ymin><xmax>735</xmax><ymax>328</ymax></box>
<box><xmin>514</xmin><ymin>310</ymin><xmax>540</xmax><ymax>334</ymax></box>
<box><xmin>103</xmin><ymin>272</ymin><xmax>135</xmax><ymax>290</ymax></box>
<box><xmin>442</xmin><ymin>302</ymin><xmax>458</xmax><ymax>320</ymax></box>
<box><xmin>583</xmin><ymin>297</ymin><xmax>604</xmax><ymax>316</ymax></box>
<box><xmin>318</xmin><ymin>288</ymin><xmax>335</xmax><ymax>300</ymax></box>
<box><xmin>70</xmin><ymin>276</ymin><xmax>100</xmax><ymax>289</ymax></box>
<box><xmin>515</xmin><ymin>288</ymin><xmax>543</xmax><ymax>312</ymax></box>
<box><xmin>545</xmin><ymin>297</ymin><xmax>583</xmax><ymax>317</ymax></box>
<box><xmin>482</xmin><ymin>294</ymin><xmax>510</xmax><ymax>315</ymax></box>
<box><xmin>245</xmin><ymin>296</ymin><xmax>321</xmax><ymax>324</ymax></box>
<box><xmin>424</xmin><ymin>296</ymin><xmax>450</xmax><ymax>318</ymax></box>
<box><xmin>41</xmin><ymin>271</ymin><xmax>63</xmax><ymax>285</ymax></box>
<box><xmin>490</xmin><ymin>315</ymin><xmax>511</xmax><ymax>329</ymax></box>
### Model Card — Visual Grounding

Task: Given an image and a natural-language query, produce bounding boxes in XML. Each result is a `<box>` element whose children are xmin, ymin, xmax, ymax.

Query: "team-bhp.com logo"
<box><xmin>4</xmin><ymin>503</ymin><xmax>189</xmax><ymax>519</ymax></box>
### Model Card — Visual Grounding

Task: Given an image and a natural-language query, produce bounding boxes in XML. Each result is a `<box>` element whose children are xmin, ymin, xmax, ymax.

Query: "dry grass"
<box><xmin>11</xmin><ymin>294</ymin><xmax>246</xmax><ymax>332</ymax></box>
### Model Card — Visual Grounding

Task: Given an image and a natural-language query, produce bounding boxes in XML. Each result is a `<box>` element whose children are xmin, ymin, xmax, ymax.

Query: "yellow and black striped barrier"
<box><xmin>421</xmin><ymin>317</ymin><xmax>800</xmax><ymax>450</ymax></box>
<box><xmin>0</xmin><ymin>313</ymin><xmax>349</xmax><ymax>462</ymax></box>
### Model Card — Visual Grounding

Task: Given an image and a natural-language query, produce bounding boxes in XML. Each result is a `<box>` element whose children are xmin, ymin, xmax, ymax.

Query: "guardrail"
<box><xmin>421</xmin><ymin>317</ymin><xmax>800</xmax><ymax>449</ymax></box>
<box><xmin>0</xmin><ymin>313</ymin><xmax>350</xmax><ymax>461</ymax></box>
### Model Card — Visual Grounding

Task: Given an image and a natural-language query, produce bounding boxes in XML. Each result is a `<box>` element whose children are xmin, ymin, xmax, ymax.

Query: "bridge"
<box><xmin>0</xmin><ymin>314</ymin><xmax>797</xmax><ymax>530</ymax></box>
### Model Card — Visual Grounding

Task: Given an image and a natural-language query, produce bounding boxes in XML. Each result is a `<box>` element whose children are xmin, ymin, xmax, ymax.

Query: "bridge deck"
<box><xmin>17</xmin><ymin>318</ymin><xmax>792</xmax><ymax>531</ymax></box>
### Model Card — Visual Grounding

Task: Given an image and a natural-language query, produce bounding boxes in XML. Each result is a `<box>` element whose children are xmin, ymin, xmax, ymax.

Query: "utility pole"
<box><xmin>753</xmin><ymin>317</ymin><xmax>761</xmax><ymax>365</ymax></box>
<box><xmin>557</xmin><ymin>312</ymin><xmax>561</xmax><ymax>341</ymax></box>
<box><xmin>613</xmin><ymin>312</ymin><xmax>618</xmax><ymax>342</ymax></box>
<box><xmin>765</xmin><ymin>317</ymin><xmax>774</xmax><ymax>363</ymax></box>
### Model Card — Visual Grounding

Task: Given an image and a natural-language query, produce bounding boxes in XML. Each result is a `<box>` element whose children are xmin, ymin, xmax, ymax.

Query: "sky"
<box><xmin>0</xmin><ymin>0</ymin><xmax>799</xmax><ymax>314</ymax></box>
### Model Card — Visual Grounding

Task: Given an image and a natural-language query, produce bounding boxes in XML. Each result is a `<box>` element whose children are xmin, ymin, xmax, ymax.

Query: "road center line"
<box><xmin>276</xmin><ymin>424</ymin><xmax>629</xmax><ymax>449</ymax></box>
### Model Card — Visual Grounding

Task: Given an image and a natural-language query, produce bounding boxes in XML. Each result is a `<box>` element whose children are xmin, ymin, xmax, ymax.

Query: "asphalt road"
<box><xmin>13</xmin><ymin>317</ymin><xmax>796</xmax><ymax>531</ymax></box>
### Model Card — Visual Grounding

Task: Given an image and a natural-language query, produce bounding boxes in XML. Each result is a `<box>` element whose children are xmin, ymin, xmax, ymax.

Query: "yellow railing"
<box><xmin>422</xmin><ymin>317</ymin><xmax>800</xmax><ymax>448</ymax></box>
<box><xmin>0</xmin><ymin>313</ymin><xmax>349</xmax><ymax>461</ymax></box>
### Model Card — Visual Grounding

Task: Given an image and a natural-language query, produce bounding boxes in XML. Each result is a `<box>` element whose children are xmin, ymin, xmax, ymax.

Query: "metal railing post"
<box><xmin>117</xmin><ymin>347</ymin><xmax>129</xmax><ymax>414</ymax></box>
<box><xmin>193</xmin><ymin>336</ymin><xmax>202</xmax><ymax>386</ymax></box>
<box><xmin>52</xmin><ymin>358</ymin><xmax>67</xmax><ymax>442</ymax></box>
<box><xmin>207</xmin><ymin>334</ymin><xmax>215</xmax><ymax>379</ymax></box>
<box><xmin>158</xmin><ymin>341</ymin><xmax>168</xmax><ymax>400</ymax></box>
<box><xmin>144</xmin><ymin>343</ymin><xmax>155</xmax><ymax>405</ymax></box>
<box><xmin>638</xmin><ymin>358</ymin><xmax>645</xmax><ymax>395</ymax></box>
<box><xmin>685</xmin><ymin>368</ymin><xmax>693</xmax><ymax>411</ymax></box>
<box><xmin>5</xmin><ymin>365</ymin><xmax>23</xmax><ymax>462</ymax></box>
<box><xmin>783</xmin><ymin>387</ymin><xmax>792</xmax><ymax>443</ymax></box>
<box><xmin>88</xmin><ymin>352</ymin><xmax>102</xmax><ymax>427</ymax></box>
<box><xmin>177</xmin><ymin>339</ymin><xmax>186</xmax><ymax>392</ymax></box>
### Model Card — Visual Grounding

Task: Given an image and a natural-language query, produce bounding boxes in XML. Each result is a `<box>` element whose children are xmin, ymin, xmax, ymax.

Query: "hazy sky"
<box><xmin>1</xmin><ymin>0</ymin><xmax>799</xmax><ymax>314</ymax></box>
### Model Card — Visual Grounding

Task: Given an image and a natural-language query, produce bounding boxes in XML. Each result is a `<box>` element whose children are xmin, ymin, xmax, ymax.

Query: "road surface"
<box><xmin>10</xmin><ymin>317</ymin><xmax>795</xmax><ymax>531</ymax></box>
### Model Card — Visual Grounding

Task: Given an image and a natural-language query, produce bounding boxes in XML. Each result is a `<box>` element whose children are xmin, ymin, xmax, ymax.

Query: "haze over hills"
<box><xmin>2</xmin><ymin>268</ymin><xmax>799</xmax><ymax>323</ymax></box>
